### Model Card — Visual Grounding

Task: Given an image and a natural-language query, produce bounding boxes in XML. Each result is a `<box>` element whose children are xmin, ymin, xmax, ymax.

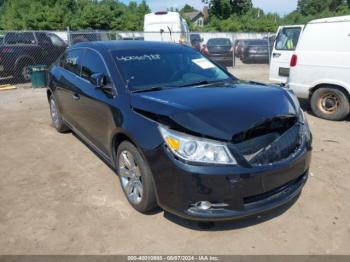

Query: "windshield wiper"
<box><xmin>179</xmin><ymin>79</ymin><xmax>234</xmax><ymax>87</ymax></box>
<box><xmin>131</xmin><ymin>85</ymin><xmax>177</xmax><ymax>93</ymax></box>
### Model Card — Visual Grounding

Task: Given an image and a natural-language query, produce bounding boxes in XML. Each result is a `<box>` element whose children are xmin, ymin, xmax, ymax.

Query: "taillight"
<box><xmin>290</xmin><ymin>54</ymin><xmax>298</xmax><ymax>67</ymax></box>
<box><xmin>203</xmin><ymin>46</ymin><xmax>209</xmax><ymax>55</ymax></box>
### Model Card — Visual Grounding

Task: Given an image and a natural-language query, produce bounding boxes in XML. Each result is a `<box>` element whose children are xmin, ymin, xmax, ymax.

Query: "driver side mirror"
<box><xmin>90</xmin><ymin>73</ymin><xmax>106</xmax><ymax>88</ymax></box>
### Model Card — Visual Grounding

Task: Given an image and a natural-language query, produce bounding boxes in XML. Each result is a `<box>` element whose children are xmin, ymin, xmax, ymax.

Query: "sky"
<box><xmin>121</xmin><ymin>0</ymin><xmax>298</xmax><ymax>16</ymax></box>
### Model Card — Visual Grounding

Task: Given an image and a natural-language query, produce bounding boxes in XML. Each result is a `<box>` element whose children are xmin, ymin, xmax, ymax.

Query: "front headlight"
<box><xmin>158</xmin><ymin>126</ymin><xmax>237</xmax><ymax>165</ymax></box>
<box><xmin>298</xmin><ymin>109</ymin><xmax>311</xmax><ymax>142</ymax></box>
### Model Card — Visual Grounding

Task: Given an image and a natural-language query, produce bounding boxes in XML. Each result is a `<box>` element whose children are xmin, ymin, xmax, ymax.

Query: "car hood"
<box><xmin>130</xmin><ymin>82</ymin><xmax>298</xmax><ymax>141</ymax></box>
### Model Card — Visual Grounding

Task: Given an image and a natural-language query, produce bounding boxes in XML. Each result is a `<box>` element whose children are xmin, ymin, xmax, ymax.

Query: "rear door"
<box><xmin>269</xmin><ymin>25</ymin><xmax>303</xmax><ymax>83</ymax></box>
<box><xmin>54</xmin><ymin>48</ymin><xmax>83</xmax><ymax>128</ymax></box>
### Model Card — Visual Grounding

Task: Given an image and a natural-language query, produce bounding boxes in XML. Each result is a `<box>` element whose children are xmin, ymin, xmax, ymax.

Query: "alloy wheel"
<box><xmin>21</xmin><ymin>66</ymin><xmax>31</xmax><ymax>81</ymax></box>
<box><xmin>119</xmin><ymin>150</ymin><xmax>143</xmax><ymax>205</ymax></box>
<box><xmin>50</xmin><ymin>98</ymin><xmax>60</xmax><ymax>128</ymax></box>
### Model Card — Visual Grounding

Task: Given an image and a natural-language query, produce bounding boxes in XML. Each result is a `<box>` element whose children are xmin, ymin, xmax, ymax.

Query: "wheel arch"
<box><xmin>111</xmin><ymin>131</ymin><xmax>137</xmax><ymax>166</ymax></box>
<box><xmin>15</xmin><ymin>55</ymin><xmax>35</xmax><ymax>68</ymax></box>
<box><xmin>309</xmin><ymin>83</ymin><xmax>350</xmax><ymax>100</ymax></box>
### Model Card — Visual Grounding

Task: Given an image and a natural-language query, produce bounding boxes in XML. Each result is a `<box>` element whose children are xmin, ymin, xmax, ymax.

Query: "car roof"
<box><xmin>73</xmin><ymin>40</ymin><xmax>190</xmax><ymax>52</ymax></box>
<box><xmin>309</xmin><ymin>15</ymin><xmax>350</xmax><ymax>24</ymax></box>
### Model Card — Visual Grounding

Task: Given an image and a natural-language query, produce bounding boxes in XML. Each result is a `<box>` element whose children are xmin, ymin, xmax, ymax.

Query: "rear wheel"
<box><xmin>310</xmin><ymin>87</ymin><xmax>350</xmax><ymax>121</ymax></box>
<box><xmin>117</xmin><ymin>141</ymin><xmax>157</xmax><ymax>213</ymax></box>
<box><xmin>15</xmin><ymin>60</ymin><xmax>32</xmax><ymax>83</ymax></box>
<box><xmin>49</xmin><ymin>95</ymin><xmax>70</xmax><ymax>132</ymax></box>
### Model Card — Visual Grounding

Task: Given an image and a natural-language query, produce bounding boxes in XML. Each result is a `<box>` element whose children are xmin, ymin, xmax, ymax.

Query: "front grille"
<box><xmin>249</xmin><ymin>124</ymin><xmax>301</xmax><ymax>165</ymax></box>
<box><xmin>233</xmin><ymin>120</ymin><xmax>303</xmax><ymax>166</ymax></box>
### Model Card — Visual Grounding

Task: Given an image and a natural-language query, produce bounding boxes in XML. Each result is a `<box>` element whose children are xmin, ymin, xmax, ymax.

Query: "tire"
<box><xmin>49</xmin><ymin>95</ymin><xmax>70</xmax><ymax>133</ymax></box>
<box><xmin>15</xmin><ymin>60</ymin><xmax>32</xmax><ymax>83</ymax></box>
<box><xmin>310</xmin><ymin>87</ymin><xmax>350</xmax><ymax>121</ymax></box>
<box><xmin>117</xmin><ymin>141</ymin><xmax>157</xmax><ymax>213</ymax></box>
<box><xmin>240</xmin><ymin>56</ymin><xmax>249</xmax><ymax>64</ymax></box>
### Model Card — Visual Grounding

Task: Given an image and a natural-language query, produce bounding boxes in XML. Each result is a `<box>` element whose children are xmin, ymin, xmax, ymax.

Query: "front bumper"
<box><xmin>145</xmin><ymin>143</ymin><xmax>311</xmax><ymax>221</ymax></box>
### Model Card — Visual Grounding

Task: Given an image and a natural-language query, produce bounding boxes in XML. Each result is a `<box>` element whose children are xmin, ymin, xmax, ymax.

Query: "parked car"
<box><xmin>47</xmin><ymin>41</ymin><xmax>312</xmax><ymax>222</ymax></box>
<box><xmin>240</xmin><ymin>39</ymin><xmax>270</xmax><ymax>64</ymax></box>
<box><xmin>144</xmin><ymin>11</ymin><xmax>190</xmax><ymax>45</ymax></box>
<box><xmin>190</xmin><ymin>33</ymin><xmax>202</xmax><ymax>51</ymax></box>
<box><xmin>69</xmin><ymin>32</ymin><xmax>112</xmax><ymax>45</ymax></box>
<box><xmin>0</xmin><ymin>32</ymin><xmax>67</xmax><ymax>82</ymax></box>
<box><xmin>201</xmin><ymin>38</ymin><xmax>233</xmax><ymax>67</ymax></box>
<box><xmin>287</xmin><ymin>15</ymin><xmax>350</xmax><ymax>121</ymax></box>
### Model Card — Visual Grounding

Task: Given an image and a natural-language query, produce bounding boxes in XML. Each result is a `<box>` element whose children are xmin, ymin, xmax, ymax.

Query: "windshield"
<box><xmin>112</xmin><ymin>47</ymin><xmax>234</xmax><ymax>91</ymax></box>
<box><xmin>247</xmin><ymin>40</ymin><xmax>268</xmax><ymax>46</ymax></box>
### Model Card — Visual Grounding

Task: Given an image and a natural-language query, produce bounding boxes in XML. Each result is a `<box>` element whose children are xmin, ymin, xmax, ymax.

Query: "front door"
<box><xmin>269</xmin><ymin>25</ymin><xmax>304</xmax><ymax>84</ymax></box>
<box><xmin>73</xmin><ymin>49</ymin><xmax>117</xmax><ymax>157</ymax></box>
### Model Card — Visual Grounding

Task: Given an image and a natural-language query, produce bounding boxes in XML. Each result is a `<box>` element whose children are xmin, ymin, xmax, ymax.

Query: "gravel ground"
<box><xmin>0</xmin><ymin>64</ymin><xmax>349</xmax><ymax>255</ymax></box>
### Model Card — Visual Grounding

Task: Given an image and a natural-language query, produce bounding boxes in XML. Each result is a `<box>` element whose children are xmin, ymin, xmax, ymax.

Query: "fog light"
<box><xmin>195</xmin><ymin>201</ymin><xmax>212</xmax><ymax>210</ymax></box>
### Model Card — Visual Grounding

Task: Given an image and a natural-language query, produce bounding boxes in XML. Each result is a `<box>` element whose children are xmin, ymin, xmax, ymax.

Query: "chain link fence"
<box><xmin>0</xmin><ymin>30</ymin><xmax>275</xmax><ymax>86</ymax></box>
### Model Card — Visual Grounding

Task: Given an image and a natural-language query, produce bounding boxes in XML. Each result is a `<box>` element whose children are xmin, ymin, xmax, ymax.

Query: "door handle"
<box><xmin>272</xmin><ymin>53</ymin><xmax>281</xmax><ymax>58</ymax></box>
<box><xmin>72</xmin><ymin>93</ymin><xmax>80</xmax><ymax>101</ymax></box>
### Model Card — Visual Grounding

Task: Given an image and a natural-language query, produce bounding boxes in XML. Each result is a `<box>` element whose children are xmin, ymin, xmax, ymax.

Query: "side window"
<box><xmin>61</xmin><ymin>49</ymin><xmax>82</xmax><ymax>75</ymax></box>
<box><xmin>81</xmin><ymin>50</ymin><xmax>108</xmax><ymax>82</ymax></box>
<box><xmin>275</xmin><ymin>27</ymin><xmax>301</xmax><ymax>51</ymax></box>
<box><xmin>17</xmin><ymin>33</ymin><xmax>36</xmax><ymax>45</ymax></box>
<box><xmin>4</xmin><ymin>33</ymin><xmax>18</xmax><ymax>44</ymax></box>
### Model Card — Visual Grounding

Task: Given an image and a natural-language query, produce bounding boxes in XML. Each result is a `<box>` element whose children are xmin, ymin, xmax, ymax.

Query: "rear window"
<box><xmin>246</xmin><ymin>40</ymin><xmax>268</xmax><ymax>46</ymax></box>
<box><xmin>275</xmin><ymin>27</ymin><xmax>301</xmax><ymax>51</ymax></box>
<box><xmin>207</xmin><ymin>38</ymin><xmax>231</xmax><ymax>46</ymax></box>
<box><xmin>190</xmin><ymin>34</ymin><xmax>201</xmax><ymax>41</ymax></box>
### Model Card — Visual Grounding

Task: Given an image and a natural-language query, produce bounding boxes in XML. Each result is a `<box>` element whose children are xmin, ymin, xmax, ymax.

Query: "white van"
<box><xmin>144</xmin><ymin>12</ymin><xmax>190</xmax><ymax>45</ymax></box>
<box><xmin>288</xmin><ymin>16</ymin><xmax>350</xmax><ymax>121</ymax></box>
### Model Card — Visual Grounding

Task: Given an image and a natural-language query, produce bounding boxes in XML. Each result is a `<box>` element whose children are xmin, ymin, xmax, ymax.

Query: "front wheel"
<box><xmin>117</xmin><ymin>141</ymin><xmax>157</xmax><ymax>213</ymax></box>
<box><xmin>310</xmin><ymin>87</ymin><xmax>350</xmax><ymax>121</ymax></box>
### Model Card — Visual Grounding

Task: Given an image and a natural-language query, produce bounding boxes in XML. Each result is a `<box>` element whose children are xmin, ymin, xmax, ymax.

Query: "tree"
<box><xmin>297</xmin><ymin>0</ymin><xmax>345</xmax><ymax>15</ymax></box>
<box><xmin>231</xmin><ymin>0</ymin><xmax>253</xmax><ymax>15</ymax></box>
<box><xmin>0</xmin><ymin>0</ymin><xmax>151</xmax><ymax>30</ymax></box>
<box><xmin>203</xmin><ymin>0</ymin><xmax>252</xmax><ymax>18</ymax></box>
<box><xmin>180</xmin><ymin>4</ymin><xmax>197</xmax><ymax>13</ymax></box>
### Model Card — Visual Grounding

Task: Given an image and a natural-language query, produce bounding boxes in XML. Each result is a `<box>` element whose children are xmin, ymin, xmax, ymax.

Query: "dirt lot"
<box><xmin>0</xmin><ymin>63</ymin><xmax>350</xmax><ymax>255</ymax></box>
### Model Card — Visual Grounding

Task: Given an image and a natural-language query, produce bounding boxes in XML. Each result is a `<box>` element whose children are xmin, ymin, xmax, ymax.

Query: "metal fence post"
<box><xmin>232</xmin><ymin>33</ymin><xmax>235</xmax><ymax>67</ymax></box>
<box><xmin>267</xmin><ymin>32</ymin><xmax>271</xmax><ymax>64</ymax></box>
<box><xmin>67</xmin><ymin>27</ymin><xmax>71</xmax><ymax>47</ymax></box>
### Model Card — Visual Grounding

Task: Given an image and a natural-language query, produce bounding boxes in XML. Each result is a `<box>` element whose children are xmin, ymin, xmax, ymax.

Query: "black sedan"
<box><xmin>240</xmin><ymin>39</ymin><xmax>271</xmax><ymax>64</ymax></box>
<box><xmin>201</xmin><ymin>38</ymin><xmax>233</xmax><ymax>67</ymax></box>
<box><xmin>47</xmin><ymin>41</ymin><xmax>312</xmax><ymax>221</ymax></box>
